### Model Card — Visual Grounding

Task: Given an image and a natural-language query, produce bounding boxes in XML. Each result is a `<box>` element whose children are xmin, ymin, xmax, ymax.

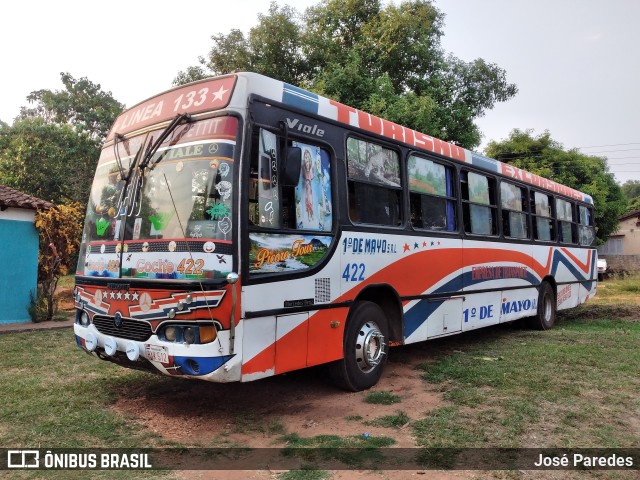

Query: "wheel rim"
<box><xmin>354</xmin><ymin>321</ymin><xmax>386</xmax><ymax>373</ymax></box>
<box><xmin>543</xmin><ymin>293</ymin><xmax>553</xmax><ymax>322</ymax></box>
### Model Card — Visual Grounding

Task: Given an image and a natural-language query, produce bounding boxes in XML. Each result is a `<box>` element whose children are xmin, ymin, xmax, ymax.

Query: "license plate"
<box><xmin>145</xmin><ymin>345</ymin><xmax>169</xmax><ymax>363</ymax></box>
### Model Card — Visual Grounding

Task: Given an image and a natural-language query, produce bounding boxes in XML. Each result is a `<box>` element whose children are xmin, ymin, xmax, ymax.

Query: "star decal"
<box><xmin>422</xmin><ymin>241</ymin><xmax>427</xmax><ymax>247</ymax></box>
<box><xmin>109</xmin><ymin>291</ymin><xmax>115</xmax><ymax>299</ymax></box>
<box><xmin>403</xmin><ymin>243</ymin><xmax>410</xmax><ymax>253</ymax></box>
<box><xmin>132</xmin><ymin>292</ymin><xmax>139</xmax><ymax>301</ymax></box>
<box><xmin>124</xmin><ymin>292</ymin><xmax>131</xmax><ymax>301</ymax></box>
<box><xmin>414</xmin><ymin>242</ymin><xmax>419</xmax><ymax>249</ymax></box>
<box><xmin>212</xmin><ymin>86</ymin><xmax>228</xmax><ymax>102</ymax></box>
<box><xmin>116</xmin><ymin>292</ymin><xmax>122</xmax><ymax>300</ymax></box>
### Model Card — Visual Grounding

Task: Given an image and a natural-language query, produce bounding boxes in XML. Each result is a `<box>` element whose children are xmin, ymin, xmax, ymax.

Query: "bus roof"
<box><xmin>107</xmin><ymin>72</ymin><xmax>593</xmax><ymax>205</ymax></box>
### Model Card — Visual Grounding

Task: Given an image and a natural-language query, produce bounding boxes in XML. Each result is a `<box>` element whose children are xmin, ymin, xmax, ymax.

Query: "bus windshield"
<box><xmin>77</xmin><ymin>115</ymin><xmax>238</xmax><ymax>281</ymax></box>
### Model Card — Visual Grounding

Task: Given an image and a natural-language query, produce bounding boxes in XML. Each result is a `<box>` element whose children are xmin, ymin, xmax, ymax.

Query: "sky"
<box><xmin>1</xmin><ymin>0</ymin><xmax>638</xmax><ymax>184</ymax></box>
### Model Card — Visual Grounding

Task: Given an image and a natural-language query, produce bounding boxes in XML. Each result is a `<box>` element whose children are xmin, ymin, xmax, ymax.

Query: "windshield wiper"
<box><xmin>138</xmin><ymin>113</ymin><xmax>191</xmax><ymax>171</ymax></box>
<box><xmin>112</xmin><ymin>133</ymin><xmax>125</xmax><ymax>179</ymax></box>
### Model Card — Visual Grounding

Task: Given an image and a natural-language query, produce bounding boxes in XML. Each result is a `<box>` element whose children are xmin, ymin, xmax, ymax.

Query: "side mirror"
<box><xmin>281</xmin><ymin>146</ymin><xmax>302</xmax><ymax>186</ymax></box>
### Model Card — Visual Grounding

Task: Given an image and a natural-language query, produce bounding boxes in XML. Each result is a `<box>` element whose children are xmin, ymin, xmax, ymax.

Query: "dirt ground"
<box><xmin>111</xmin><ymin>343</ymin><xmax>443</xmax><ymax>447</ymax></box>
<box><xmin>110</xmin><ymin>341</ymin><xmax>476</xmax><ymax>480</ymax></box>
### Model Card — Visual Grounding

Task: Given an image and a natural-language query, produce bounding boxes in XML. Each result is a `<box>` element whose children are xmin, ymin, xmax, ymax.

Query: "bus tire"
<box><xmin>527</xmin><ymin>282</ymin><xmax>556</xmax><ymax>330</ymax></box>
<box><xmin>329</xmin><ymin>301</ymin><xmax>389</xmax><ymax>392</ymax></box>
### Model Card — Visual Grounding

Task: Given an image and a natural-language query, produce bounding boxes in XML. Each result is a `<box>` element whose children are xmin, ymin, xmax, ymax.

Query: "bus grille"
<box><xmin>93</xmin><ymin>316</ymin><xmax>152</xmax><ymax>342</ymax></box>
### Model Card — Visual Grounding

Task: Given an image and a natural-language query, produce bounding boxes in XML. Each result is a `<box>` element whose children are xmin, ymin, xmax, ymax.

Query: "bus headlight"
<box><xmin>184</xmin><ymin>327</ymin><xmax>196</xmax><ymax>345</ymax></box>
<box><xmin>164</xmin><ymin>326</ymin><xmax>178</xmax><ymax>342</ymax></box>
<box><xmin>159</xmin><ymin>324</ymin><xmax>217</xmax><ymax>344</ymax></box>
<box><xmin>80</xmin><ymin>311</ymin><xmax>90</xmax><ymax>327</ymax></box>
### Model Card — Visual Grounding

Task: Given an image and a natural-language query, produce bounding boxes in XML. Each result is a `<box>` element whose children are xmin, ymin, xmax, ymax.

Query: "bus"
<box><xmin>74</xmin><ymin>72</ymin><xmax>597</xmax><ymax>391</ymax></box>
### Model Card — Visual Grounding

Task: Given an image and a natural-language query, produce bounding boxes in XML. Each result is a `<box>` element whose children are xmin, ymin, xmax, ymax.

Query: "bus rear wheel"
<box><xmin>329</xmin><ymin>301</ymin><xmax>389</xmax><ymax>392</ymax></box>
<box><xmin>527</xmin><ymin>281</ymin><xmax>556</xmax><ymax>330</ymax></box>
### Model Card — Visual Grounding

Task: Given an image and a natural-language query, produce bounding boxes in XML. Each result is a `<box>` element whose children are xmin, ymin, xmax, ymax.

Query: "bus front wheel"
<box><xmin>329</xmin><ymin>301</ymin><xmax>389</xmax><ymax>392</ymax></box>
<box><xmin>528</xmin><ymin>282</ymin><xmax>556</xmax><ymax>330</ymax></box>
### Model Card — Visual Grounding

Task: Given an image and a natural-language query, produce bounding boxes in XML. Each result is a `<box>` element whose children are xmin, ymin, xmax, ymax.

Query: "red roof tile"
<box><xmin>0</xmin><ymin>185</ymin><xmax>54</xmax><ymax>211</ymax></box>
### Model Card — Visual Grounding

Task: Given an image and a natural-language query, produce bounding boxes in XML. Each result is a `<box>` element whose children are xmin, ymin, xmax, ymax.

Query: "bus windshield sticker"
<box><xmin>294</xmin><ymin>142</ymin><xmax>332</xmax><ymax>232</ymax></box>
<box><xmin>149</xmin><ymin>212</ymin><xmax>173</xmax><ymax>234</ymax></box>
<box><xmin>249</xmin><ymin>233</ymin><xmax>331</xmax><ymax>274</ymax></box>
<box><xmin>96</xmin><ymin>218</ymin><xmax>110</xmax><ymax>236</ymax></box>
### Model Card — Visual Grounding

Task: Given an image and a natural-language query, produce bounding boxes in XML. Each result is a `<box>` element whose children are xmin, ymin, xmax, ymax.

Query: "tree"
<box><xmin>174</xmin><ymin>0</ymin><xmax>517</xmax><ymax>150</ymax></box>
<box><xmin>621</xmin><ymin>179</ymin><xmax>640</xmax><ymax>212</ymax></box>
<box><xmin>32</xmin><ymin>202</ymin><xmax>84</xmax><ymax>322</ymax></box>
<box><xmin>0</xmin><ymin>118</ymin><xmax>97</xmax><ymax>204</ymax></box>
<box><xmin>1</xmin><ymin>73</ymin><xmax>123</xmax><ymax>205</ymax></box>
<box><xmin>19</xmin><ymin>72</ymin><xmax>124</xmax><ymax>142</ymax></box>
<box><xmin>485</xmin><ymin>129</ymin><xmax>627</xmax><ymax>243</ymax></box>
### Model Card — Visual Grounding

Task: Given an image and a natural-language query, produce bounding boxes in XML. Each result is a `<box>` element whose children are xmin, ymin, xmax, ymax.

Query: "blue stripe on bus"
<box><xmin>282</xmin><ymin>84</ymin><xmax>319</xmax><ymax>114</ymax></box>
<box><xmin>403</xmin><ymin>249</ymin><xmax>596</xmax><ymax>339</ymax></box>
<box><xmin>470</xmin><ymin>152</ymin><xmax>501</xmax><ymax>173</ymax></box>
<box><xmin>403</xmin><ymin>275</ymin><xmax>464</xmax><ymax>338</ymax></box>
<box><xmin>173</xmin><ymin>354</ymin><xmax>234</xmax><ymax>376</ymax></box>
<box><xmin>549</xmin><ymin>249</ymin><xmax>596</xmax><ymax>292</ymax></box>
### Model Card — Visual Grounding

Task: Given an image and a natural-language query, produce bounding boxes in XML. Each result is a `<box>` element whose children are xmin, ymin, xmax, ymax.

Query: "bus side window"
<box><xmin>556</xmin><ymin>198</ymin><xmax>577</xmax><ymax>244</ymax></box>
<box><xmin>248</xmin><ymin>128</ymin><xmax>281</xmax><ymax>228</ymax></box>
<box><xmin>461</xmin><ymin>171</ymin><xmax>497</xmax><ymax>236</ymax></box>
<box><xmin>346</xmin><ymin>137</ymin><xmax>402</xmax><ymax>226</ymax></box>
<box><xmin>532</xmin><ymin>191</ymin><xmax>555</xmax><ymax>241</ymax></box>
<box><xmin>578</xmin><ymin>205</ymin><xmax>595</xmax><ymax>246</ymax></box>
<box><xmin>248</xmin><ymin>128</ymin><xmax>333</xmax><ymax>232</ymax></box>
<box><xmin>408</xmin><ymin>155</ymin><xmax>456</xmax><ymax>232</ymax></box>
<box><xmin>500</xmin><ymin>181</ymin><xmax>529</xmax><ymax>239</ymax></box>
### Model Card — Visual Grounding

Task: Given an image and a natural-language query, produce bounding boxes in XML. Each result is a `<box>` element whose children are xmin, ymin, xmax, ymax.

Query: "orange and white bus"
<box><xmin>74</xmin><ymin>72</ymin><xmax>597</xmax><ymax>391</ymax></box>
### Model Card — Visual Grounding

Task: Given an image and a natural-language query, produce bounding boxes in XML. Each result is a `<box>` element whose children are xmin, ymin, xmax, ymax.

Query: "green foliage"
<box><xmin>621</xmin><ymin>179</ymin><xmax>640</xmax><ymax>213</ymax></box>
<box><xmin>19</xmin><ymin>72</ymin><xmax>124</xmax><ymax>142</ymax></box>
<box><xmin>484</xmin><ymin>129</ymin><xmax>627</xmax><ymax>243</ymax></box>
<box><xmin>34</xmin><ymin>202</ymin><xmax>84</xmax><ymax>321</ymax></box>
<box><xmin>0</xmin><ymin>118</ymin><xmax>97</xmax><ymax>204</ymax></box>
<box><xmin>174</xmin><ymin>0</ymin><xmax>517</xmax><ymax>149</ymax></box>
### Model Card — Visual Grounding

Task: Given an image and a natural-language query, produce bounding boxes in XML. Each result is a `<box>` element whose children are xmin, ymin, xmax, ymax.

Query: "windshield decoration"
<box><xmin>78</xmin><ymin>116</ymin><xmax>238</xmax><ymax>280</ymax></box>
<box><xmin>149</xmin><ymin>212</ymin><xmax>174</xmax><ymax>234</ymax></box>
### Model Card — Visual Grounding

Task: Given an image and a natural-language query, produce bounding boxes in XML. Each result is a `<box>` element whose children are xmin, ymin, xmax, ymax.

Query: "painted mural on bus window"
<box><xmin>249</xmin><ymin>233</ymin><xmax>331</xmax><ymax>274</ymax></box>
<box><xmin>346</xmin><ymin>137</ymin><xmax>400</xmax><ymax>187</ymax></box>
<box><xmin>408</xmin><ymin>156</ymin><xmax>447</xmax><ymax>196</ymax></box>
<box><xmin>294</xmin><ymin>142</ymin><xmax>332</xmax><ymax>232</ymax></box>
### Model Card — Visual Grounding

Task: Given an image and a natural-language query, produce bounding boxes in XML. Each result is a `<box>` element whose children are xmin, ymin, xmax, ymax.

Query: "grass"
<box><xmin>592</xmin><ymin>273</ymin><xmax>640</xmax><ymax>306</ymax></box>
<box><xmin>363</xmin><ymin>391</ymin><xmax>401</xmax><ymax>405</ymax></box>
<box><xmin>0</xmin><ymin>329</ymin><xmax>172</xmax><ymax>479</ymax></box>
<box><xmin>277</xmin><ymin>433</ymin><xmax>395</xmax><ymax>470</ymax></box>
<box><xmin>412</xmin><ymin>275</ymin><xmax>640</xmax><ymax>453</ymax></box>
<box><xmin>364</xmin><ymin>411</ymin><xmax>410</xmax><ymax>429</ymax></box>
<box><xmin>2</xmin><ymin>275</ymin><xmax>640</xmax><ymax>478</ymax></box>
<box><xmin>278</xmin><ymin>470</ymin><xmax>331</xmax><ymax>480</ymax></box>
